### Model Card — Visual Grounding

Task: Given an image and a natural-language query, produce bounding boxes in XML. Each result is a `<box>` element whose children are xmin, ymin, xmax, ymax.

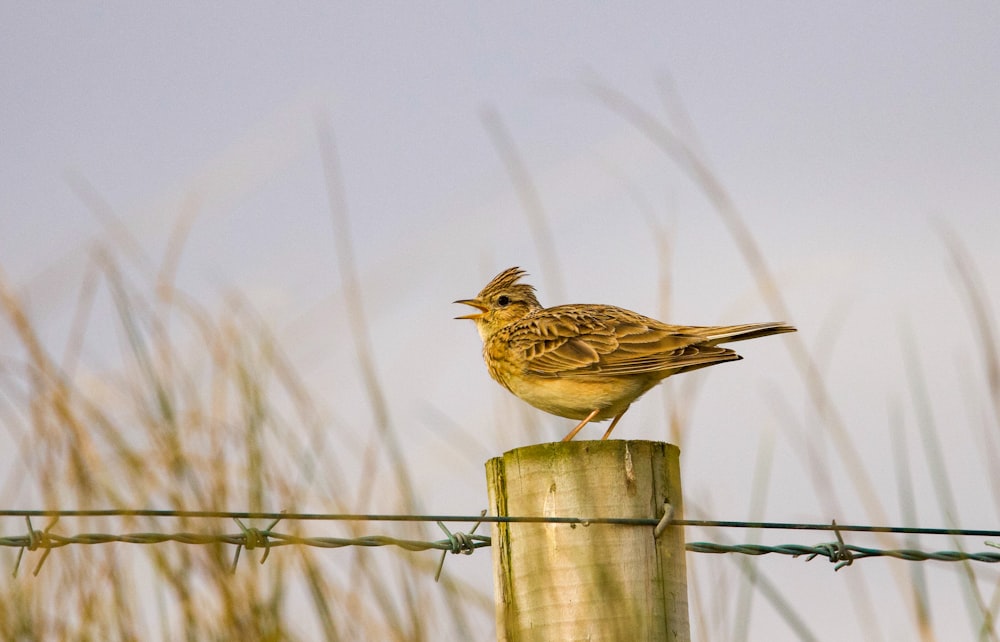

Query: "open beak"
<box><xmin>454</xmin><ymin>299</ymin><xmax>488</xmax><ymax>320</ymax></box>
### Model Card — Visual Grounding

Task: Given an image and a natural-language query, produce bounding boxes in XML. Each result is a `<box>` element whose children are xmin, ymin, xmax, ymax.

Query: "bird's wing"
<box><xmin>515</xmin><ymin>307</ymin><xmax>741</xmax><ymax>378</ymax></box>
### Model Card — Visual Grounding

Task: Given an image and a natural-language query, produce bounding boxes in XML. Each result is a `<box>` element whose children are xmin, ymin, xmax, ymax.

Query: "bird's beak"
<box><xmin>454</xmin><ymin>299</ymin><xmax>488</xmax><ymax>320</ymax></box>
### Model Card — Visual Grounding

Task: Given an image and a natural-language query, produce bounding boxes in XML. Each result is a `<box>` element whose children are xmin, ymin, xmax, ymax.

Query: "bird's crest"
<box><xmin>478</xmin><ymin>267</ymin><xmax>539</xmax><ymax>306</ymax></box>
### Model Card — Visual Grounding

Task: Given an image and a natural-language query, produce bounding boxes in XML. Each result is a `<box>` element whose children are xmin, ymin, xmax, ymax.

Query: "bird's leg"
<box><xmin>600</xmin><ymin>409</ymin><xmax>629</xmax><ymax>440</ymax></box>
<box><xmin>561</xmin><ymin>408</ymin><xmax>600</xmax><ymax>442</ymax></box>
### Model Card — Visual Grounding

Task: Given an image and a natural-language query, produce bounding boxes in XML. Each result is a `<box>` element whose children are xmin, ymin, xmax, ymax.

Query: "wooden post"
<box><xmin>486</xmin><ymin>440</ymin><xmax>689</xmax><ymax>641</ymax></box>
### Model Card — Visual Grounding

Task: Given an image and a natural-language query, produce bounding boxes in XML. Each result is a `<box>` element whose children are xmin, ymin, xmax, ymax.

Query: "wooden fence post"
<box><xmin>486</xmin><ymin>440</ymin><xmax>689</xmax><ymax>641</ymax></box>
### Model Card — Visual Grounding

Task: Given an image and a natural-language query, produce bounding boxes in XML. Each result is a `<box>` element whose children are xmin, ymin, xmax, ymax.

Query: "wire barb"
<box><xmin>231</xmin><ymin>515</ymin><xmax>283</xmax><ymax>572</ymax></box>
<box><xmin>12</xmin><ymin>516</ymin><xmax>59</xmax><ymax>577</ymax></box>
<box><xmin>826</xmin><ymin>519</ymin><xmax>855</xmax><ymax>571</ymax></box>
<box><xmin>435</xmin><ymin>509</ymin><xmax>487</xmax><ymax>582</ymax></box>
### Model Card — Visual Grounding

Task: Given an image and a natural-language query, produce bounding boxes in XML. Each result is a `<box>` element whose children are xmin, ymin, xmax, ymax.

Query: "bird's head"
<box><xmin>454</xmin><ymin>267</ymin><xmax>541</xmax><ymax>339</ymax></box>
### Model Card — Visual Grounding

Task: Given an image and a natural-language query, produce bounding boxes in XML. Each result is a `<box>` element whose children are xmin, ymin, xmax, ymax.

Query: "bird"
<box><xmin>454</xmin><ymin>267</ymin><xmax>796</xmax><ymax>441</ymax></box>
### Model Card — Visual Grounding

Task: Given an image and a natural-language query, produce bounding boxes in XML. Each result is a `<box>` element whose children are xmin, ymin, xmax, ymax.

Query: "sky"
<box><xmin>2</xmin><ymin>3</ymin><xmax>1000</xmax><ymax>639</ymax></box>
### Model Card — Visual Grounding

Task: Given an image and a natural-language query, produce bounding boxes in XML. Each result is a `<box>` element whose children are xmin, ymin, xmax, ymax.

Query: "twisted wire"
<box><xmin>687</xmin><ymin>542</ymin><xmax>1000</xmax><ymax>566</ymax></box>
<box><xmin>4</xmin><ymin>509</ymin><xmax>999</xmax><ymax>577</ymax></box>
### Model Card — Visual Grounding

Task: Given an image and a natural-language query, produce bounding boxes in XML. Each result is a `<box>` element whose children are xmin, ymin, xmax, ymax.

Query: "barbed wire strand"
<box><xmin>5</xmin><ymin>509</ymin><xmax>1000</xmax><ymax>579</ymax></box>
<box><xmin>2</xmin><ymin>509</ymin><xmax>999</xmax><ymax>537</ymax></box>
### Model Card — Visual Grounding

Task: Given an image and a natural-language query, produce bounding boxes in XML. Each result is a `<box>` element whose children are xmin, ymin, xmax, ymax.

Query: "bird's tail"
<box><xmin>702</xmin><ymin>322</ymin><xmax>796</xmax><ymax>345</ymax></box>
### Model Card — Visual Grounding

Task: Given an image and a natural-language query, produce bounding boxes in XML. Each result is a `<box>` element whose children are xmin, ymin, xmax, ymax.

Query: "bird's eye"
<box><xmin>497</xmin><ymin>295</ymin><xmax>511</xmax><ymax>307</ymax></box>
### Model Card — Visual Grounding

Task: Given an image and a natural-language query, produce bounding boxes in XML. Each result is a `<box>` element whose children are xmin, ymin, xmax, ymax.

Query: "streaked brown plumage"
<box><xmin>455</xmin><ymin>267</ymin><xmax>796</xmax><ymax>441</ymax></box>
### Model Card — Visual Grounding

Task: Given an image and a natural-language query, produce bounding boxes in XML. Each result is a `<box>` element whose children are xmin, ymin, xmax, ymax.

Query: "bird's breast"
<box><xmin>496</xmin><ymin>367</ymin><xmax>654</xmax><ymax>422</ymax></box>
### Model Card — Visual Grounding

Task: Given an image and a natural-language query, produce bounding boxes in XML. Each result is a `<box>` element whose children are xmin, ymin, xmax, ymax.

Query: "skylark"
<box><xmin>455</xmin><ymin>267</ymin><xmax>795</xmax><ymax>441</ymax></box>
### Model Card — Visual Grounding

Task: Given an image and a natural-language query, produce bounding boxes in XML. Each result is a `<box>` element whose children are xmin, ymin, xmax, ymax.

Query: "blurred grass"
<box><xmin>0</xmin><ymin>231</ymin><xmax>491</xmax><ymax>638</ymax></box>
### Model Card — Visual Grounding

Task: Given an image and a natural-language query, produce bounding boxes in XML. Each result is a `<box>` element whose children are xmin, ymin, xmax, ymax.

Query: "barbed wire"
<box><xmin>688</xmin><ymin>542</ymin><xmax>1000</xmax><ymax>568</ymax></box>
<box><xmin>3</xmin><ymin>509</ymin><xmax>999</xmax><ymax>577</ymax></box>
<box><xmin>3</xmin><ymin>509</ymin><xmax>999</xmax><ymax>537</ymax></box>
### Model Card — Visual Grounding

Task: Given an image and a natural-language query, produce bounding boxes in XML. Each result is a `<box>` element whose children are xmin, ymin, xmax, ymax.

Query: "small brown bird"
<box><xmin>455</xmin><ymin>267</ymin><xmax>795</xmax><ymax>441</ymax></box>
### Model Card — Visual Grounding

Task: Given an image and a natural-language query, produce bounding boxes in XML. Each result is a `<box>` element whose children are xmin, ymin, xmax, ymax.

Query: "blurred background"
<box><xmin>2</xmin><ymin>3</ymin><xmax>999</xmax><ymax>639</ymax></box>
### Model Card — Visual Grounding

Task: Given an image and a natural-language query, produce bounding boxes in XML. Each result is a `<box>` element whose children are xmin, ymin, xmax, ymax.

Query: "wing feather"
<box><xmin>515</xmin><ymin>306</ymin><xmax>754</xmax><ymax>378</ymax></box>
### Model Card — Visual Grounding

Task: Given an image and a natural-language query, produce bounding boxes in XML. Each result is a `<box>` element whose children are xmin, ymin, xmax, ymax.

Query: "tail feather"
<box><xmin>703</xmin><ymin>322</ymin><xmax>796</xmax><ymax>345</ymax></box>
